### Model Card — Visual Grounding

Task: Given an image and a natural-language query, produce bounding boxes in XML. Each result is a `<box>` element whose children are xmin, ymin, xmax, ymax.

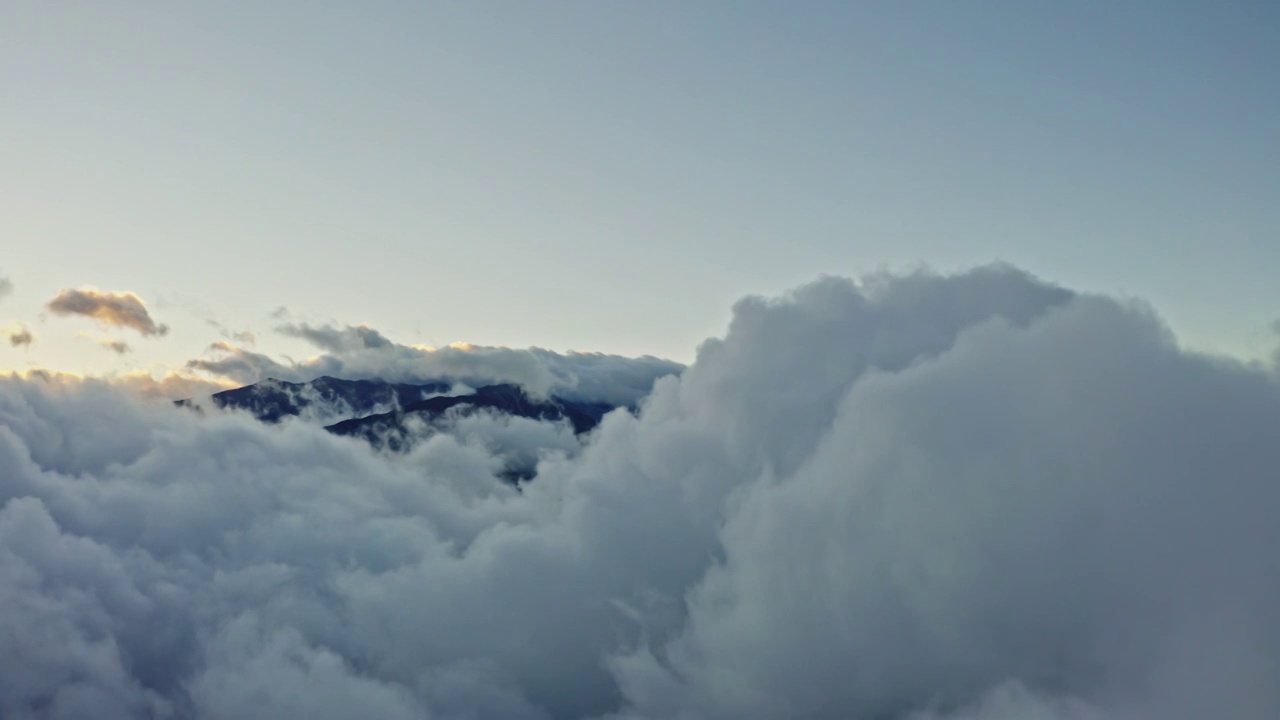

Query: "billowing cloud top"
<box><xmin>189</xmin><ymin>324</ymin><xmax>685</xmax><ymax>406</ymax></box>
<box><xmin>1</xmin><ymin>264</ymin><xmax>1279</xmax><ymax>719</ymax></box>
<box><xmin>46</xmin><ymin>288</ymin><xmax>169</xmax><ymax>337</ymax></box>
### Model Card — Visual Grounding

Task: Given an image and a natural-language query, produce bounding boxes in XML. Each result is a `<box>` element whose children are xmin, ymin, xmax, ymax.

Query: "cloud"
<box><xmin>0</xmin><ymin>264</ymin><xmax>1278</xmax><ymax>719</ymax></box>
<box><xmin>278</xmin><ymin>322</ymin><xmax>393</xmax><ymax>353</ymax></box>
<box><xmin>76</xmin><ymin>333</ymin><xmax>134</xmax><ymax>355</ymax></box>
<box><xmin>207</xmin><ymin>321</ymin><xmax>257</xmax><ymax>346</ymax></box>
<box><xmin>187</xmin><ymin>332</ymin><xmax>685</xmax><ymax>406</ymax></box>
<box><xmin>4</xmin><ymin>323</ymin><xmax>34</xmax><ymax>348</ymax></box>
<box><xmin>186</xmin><ymin>341</ymin><xmax>293</xmax><ymax>385</ymax></box>
<box><xmin>111</xmin><ymin>371</ymin><xmax>236</xmax><ymax>400</ymax></box>
<box><xmin>46</xmin><ymin>288</ymin><xmax>169</xmax><ymax>337</ymax></box>
<box><xmin>0</xmin><ymin>274</ymin><xmax>12</xmax><ymax>303</ymax></box>
<box><xmin>3</xmin><ymin>369</ymin><xmax>235</xmax><ymax>401</ymax></box>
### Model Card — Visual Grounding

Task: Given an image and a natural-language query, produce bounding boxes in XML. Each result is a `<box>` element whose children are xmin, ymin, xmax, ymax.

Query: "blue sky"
<box><xmin>2</xmin><ymin>1</ymin><xmax>1277</xmax><ymax>377</ymax></box>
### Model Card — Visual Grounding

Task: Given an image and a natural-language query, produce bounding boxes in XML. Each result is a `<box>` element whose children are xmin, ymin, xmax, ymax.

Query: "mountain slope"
<box><xmin>182</xmin><ymin>376</ymin><xmax>624</xmax><ymax>480</ymax></box>
<box><xmin>325</xmin><ymin>382</ymin><xmax>615</xmax><ymax>450</ymax></box>
<box><xmin>199</xmin><ymin>375</ymin><xmax>452</xmax><ymax>423</ymax></box>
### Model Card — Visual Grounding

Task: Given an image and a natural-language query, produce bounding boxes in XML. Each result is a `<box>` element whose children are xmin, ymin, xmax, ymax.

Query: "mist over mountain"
<box><xmin>186</xmin><ymin>338</ymin><xmax>685</xmax><ymax>407</ymax></box>
<box><xmin>193</xmin><ymin>376</ymin><xmax>626</xmax><ymax>481</ymax></box>
<box><xmin>325</xmin><ymin>383</ymin><xmax>615</xmax><ymax>446</ymax></box>
<box><xmin>200</xmin><ymin>376</ymin><xmax>620</xmax><ymax>437</ymax></box>
<box><xmin>191</xmin><ymin>376</ymin><xmax>455</xmax><ymax>424</ymax></box>
<box><xmin>2</xmin><ymin>265</ymin><xmax>1279</xmax><ymax>719</ymax></box>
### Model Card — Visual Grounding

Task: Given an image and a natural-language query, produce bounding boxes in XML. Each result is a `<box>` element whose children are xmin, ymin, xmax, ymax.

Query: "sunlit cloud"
<box><xmin>112</xmin><ymin>370</ymin><xmax>236</xmax><ymax>399</ymax></box>
<box><xmin>2</xmin><ymin>367</ymin><xmax>234</xmax><ymax>399</ymax></box>
<box><xmin>45</xmin><ymin>287</ymin><xmax>169</xmax><ymax>337</ymax></box>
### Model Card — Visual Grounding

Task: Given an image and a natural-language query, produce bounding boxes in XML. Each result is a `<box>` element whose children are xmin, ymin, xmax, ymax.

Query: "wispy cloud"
<box><xmin>46</xmin><ymin>288</ymin><xmax>169</xmax><ymax>336</ymax></box>
<box><xmin>76</xmin><ymin>332</ymin><xmax>134</xmax><ymax>355</ymax></box>
<box><xmin>277</xmin><ymin>322</ymin><xmax>393</xmax><ymax>353</ymax></box>
<box><xmin>207</xmin><ymin>320</ymin><xmax>257</xmax><ymax>345</ymax></box>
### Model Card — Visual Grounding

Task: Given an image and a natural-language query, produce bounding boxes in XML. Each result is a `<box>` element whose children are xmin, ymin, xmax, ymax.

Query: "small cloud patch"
<box><xmin>46</xmin><ymin>288</ymin><xmax>169</xmax><ymax>337</ymax></box>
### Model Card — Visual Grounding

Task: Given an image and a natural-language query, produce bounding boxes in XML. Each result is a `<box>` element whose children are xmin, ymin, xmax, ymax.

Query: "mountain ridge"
<box><xmin>180</xmin><ymin>376</ymin><xmax>627</xmax><ymax>482</ymax></box>
<box><xmin>324</xmin><ymin>381</ymin><xmax>616</xmax><ymax>450</ymax></box>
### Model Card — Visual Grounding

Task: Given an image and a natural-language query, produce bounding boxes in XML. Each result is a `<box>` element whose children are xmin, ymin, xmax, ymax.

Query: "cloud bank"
<box><xmin>188</xmin><ymin>328</ymin><xmax>685</xmax><ymax>407</ymax></box>
<box><xmin>46</xmin><ymin>288</ymin><xmax>169</xmax><ymax>337</ymax></box>
<box><xmin>1</xmin><ymin>264</ymin><xmax>1278</xmax><ymax>719</ymax></box>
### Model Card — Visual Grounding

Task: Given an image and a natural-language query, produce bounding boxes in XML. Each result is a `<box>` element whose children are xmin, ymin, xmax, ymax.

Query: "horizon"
<box><xmin>2</xmin><ymin>4</ymin><xmax>1279</xmax><ymax>719</ymax></box>
<box><xmin>4</xmin><ymin>2</ymin><xmax>1279</xmax><ymax>382</ymax></box>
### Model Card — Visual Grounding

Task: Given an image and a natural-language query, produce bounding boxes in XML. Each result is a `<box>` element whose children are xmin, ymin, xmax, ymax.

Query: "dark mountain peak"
<box><xmin>326</xmin><ymin>382</ymin><xmax>616</xmax><ymax>448</ymax></box>
<box><xmin>180</xmin><ymin>375</ymin><xmax>629</xmax><ymax>485</ymax></box>
<box><xmin>202</xmin><ymin>376</ymin><xmax>453</xmax><ymax>424</ymax></box>
<box><xmin>475</xmin><ymin>382</ymin><xmax>530</xmax><ymax>402</ymax></box>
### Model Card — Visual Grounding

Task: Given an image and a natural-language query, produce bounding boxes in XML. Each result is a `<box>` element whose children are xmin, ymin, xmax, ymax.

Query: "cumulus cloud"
<box><xmin>46</xmin><ymin>288</ymin><xmax>169</xmax><ymax>337</ymax></box>
<box><xmin>188</xmin><ymin>331</ymin><xmax>684</xmax><ymax>406</ymax></box>
<box><xmin>1</xmin><ymin>264</ymin><xmax>1278</xmax><ymax>719</ymax></box>
<box><xmin>4</xmin><ymin>323</ymin><xmax>34</xmax><ymax>348</ymax></box>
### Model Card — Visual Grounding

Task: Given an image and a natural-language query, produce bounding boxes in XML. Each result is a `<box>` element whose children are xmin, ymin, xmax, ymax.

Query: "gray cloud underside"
<box><xmin>1</xmin><ymin>264</ymin><xmax>1278</xmax><ymax>719</ymax></box>
<box><xmin>46</xmin><ymin>288</ymin><xmax>168</xmax><ymax>337</ymax></box>
<box><xmin>277</xmin><ymin>321</ymin><xmax>394</xmax><ymax>352</ymax></box>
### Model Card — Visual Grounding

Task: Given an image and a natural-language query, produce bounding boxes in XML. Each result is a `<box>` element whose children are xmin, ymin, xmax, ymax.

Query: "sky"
<box><xmin>3</xmin><ymin>5</ymin><xmax>1280</xmax><ymax>714</ymax></box>
<box><xmin>2</xmin><ymin>0</ymin><xmax>1278</xmax><ymax>380</ymax></box>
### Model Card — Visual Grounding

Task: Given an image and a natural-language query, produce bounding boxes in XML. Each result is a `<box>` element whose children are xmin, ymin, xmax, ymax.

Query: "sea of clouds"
<box><xmin>1</xmin><ymin>264</ymin><xmax>1277</xmax><ymax>719</ymax></box>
